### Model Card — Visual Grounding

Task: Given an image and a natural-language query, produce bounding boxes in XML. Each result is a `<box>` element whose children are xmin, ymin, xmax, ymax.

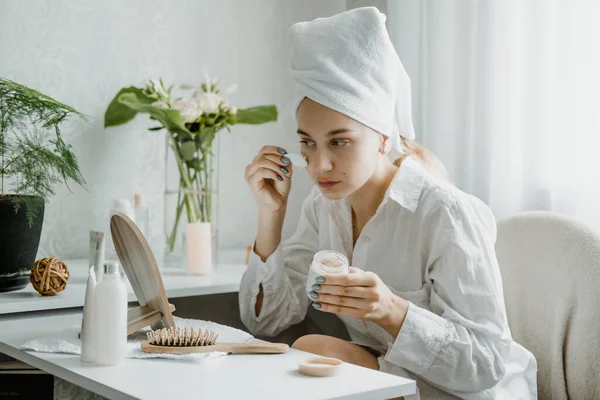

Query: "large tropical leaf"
<box><xmin>104</xmin><ymin>87</ymin><xmax>153</xmax><ymax>127</ymax></box>
<box><xmin>235</xmin><ymin>105</ymin><xmax>278</xmax><ymax>125</ymax></box>
<box><xmin>115</xmin><ymin>93</ymin><xmax>190</xmax><ymax>133</ymax></box>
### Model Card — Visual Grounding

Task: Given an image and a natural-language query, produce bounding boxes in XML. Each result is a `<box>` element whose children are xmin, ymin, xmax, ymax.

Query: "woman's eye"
<box><xmin>299</xmin><ymin>140</ymin><xmax>315</xmax><ymax>147</ymax></box>
<box><xmin>331</xmin><ymin>140</ymin><xmax>348</xmax><ymax>147</ymax></box>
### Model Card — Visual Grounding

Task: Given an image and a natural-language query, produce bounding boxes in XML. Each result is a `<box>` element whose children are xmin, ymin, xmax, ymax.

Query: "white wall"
<box><xmin>347</xmin><ymin>0</ymin><xmax>387</xmax><ymax>13</ymax></box>
<box><xmin>0</xmin><ymin>0</ymin><xmax>347</xmax><ymax>260</ymax></box>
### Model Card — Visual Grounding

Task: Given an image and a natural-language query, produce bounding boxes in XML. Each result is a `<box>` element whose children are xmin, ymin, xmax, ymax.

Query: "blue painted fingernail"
<box><xmin>277</xmin><ymin>175</ymin><xmax>283</xmax><ymax>181</ymax></box>
<box><xmin>280</xmin><ymin>166</ymin><xmax>289</xmax><ymax>174</ymax></box>
<box><xmin>309</xmin><ymin>291</ymin><xmax>318</xmax><ymax>299</ymax></box>
<box><xmin>277</xmin><ymin>148</ymin><xmax>287</xmax><ymax>154</ymax></box>
<box><xmin>312</xmin><ymin>302</ymin><xmax>321</xmax><ymax>309</ymax></box>
<box><xmin>281</xmin><ymin>156</ymin><xmax>290</xmax><ymax>164</ymax></box>
<box><xmin>311</xmin><ymin>284</ymin><xmax>321</xmax><ymax>291</ymax></box>
<box><xmin>315</xmin><ymin>276</ymin><xmax>325</xmax><ymax>283</ymax></box>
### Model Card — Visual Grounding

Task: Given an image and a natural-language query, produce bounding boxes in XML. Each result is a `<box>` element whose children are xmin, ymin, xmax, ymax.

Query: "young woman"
<box><xmin>239</xmin><ymin>7</ymin><xmax>537</xmax><ymax>399</ymax></box>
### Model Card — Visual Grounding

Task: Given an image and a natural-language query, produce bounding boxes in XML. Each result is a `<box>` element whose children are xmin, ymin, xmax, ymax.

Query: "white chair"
<box><xmin>496</xmin><ymin>211</ymin><xmax>600</xmax><ymax>399</ymax></box>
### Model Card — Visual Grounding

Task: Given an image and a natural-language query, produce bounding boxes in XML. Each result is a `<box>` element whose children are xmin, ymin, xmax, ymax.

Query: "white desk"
<box><xmin>0</xmin><ymin>249</ymin><xmax>247</xmax><ymax>315</ymax></box>
<box><xmin>0</xmin><ymin>310</ymin><xmax>417</xmax><ymax>400</ymax></box>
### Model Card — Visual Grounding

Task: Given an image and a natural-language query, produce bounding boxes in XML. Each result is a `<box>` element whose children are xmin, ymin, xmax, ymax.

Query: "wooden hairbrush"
<box><xmin>141</xmin><ymin>327</ymin><xmax>289</xmax><ymax>355</ymax></box>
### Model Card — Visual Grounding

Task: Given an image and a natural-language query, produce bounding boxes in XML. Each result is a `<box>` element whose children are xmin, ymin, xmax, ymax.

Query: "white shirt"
<box><xmin>239</xmin><ymin>157</ymin><xmax>537</xmax><ymax>399</ymax></box>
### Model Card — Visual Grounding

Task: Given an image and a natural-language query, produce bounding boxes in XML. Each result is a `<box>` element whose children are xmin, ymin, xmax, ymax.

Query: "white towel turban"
<box><xmin>288</xmin><ymin>7</ymin><xmax>415</xmax><ymax>156</ymax></box>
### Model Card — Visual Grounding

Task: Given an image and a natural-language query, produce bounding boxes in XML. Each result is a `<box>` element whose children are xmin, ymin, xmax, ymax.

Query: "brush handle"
<box><xmin>212</xmin><ymin>342</ymin><xmax>289</xmax><ymax>354</ymax></box>
<box><xmin>141</xmin><ymin>341</ymin><xmax>289</xmax><ymax>355</ymax></box>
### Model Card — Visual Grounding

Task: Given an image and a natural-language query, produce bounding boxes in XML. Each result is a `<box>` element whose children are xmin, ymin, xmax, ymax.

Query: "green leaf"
<box><xmin>104</xmin><ymin>87</ymin><xmax>153</xmax><ymax>127</ymax></box>
<box><xmin>117</xmin><ymin>93</ymin><xmax>190</xmax><ymax>134</ymax></box>
<box><xmin>235</xmin><ymin>105</ymin><xmax>278</xmax><ymax>125</ymax></box>
<box><xmin>180</xmin><ymin>141</ymin><xmax>196</xmax><ymax>161</ymax></box>
<box><xmin>0</xmin><ymin>78</ymin><xmax>84</xmax><ymax>122</ymax></box>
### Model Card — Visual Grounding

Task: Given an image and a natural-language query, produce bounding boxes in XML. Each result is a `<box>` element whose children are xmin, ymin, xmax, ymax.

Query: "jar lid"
<box><xmin>298</xmin><ymin>357</ymin><xmax>343</xmax><ymax>377</ymax></box>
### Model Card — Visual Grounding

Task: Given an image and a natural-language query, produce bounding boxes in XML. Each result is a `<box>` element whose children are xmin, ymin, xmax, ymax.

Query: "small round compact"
<box><xmin>298</xmin><ymin>357</ymin><xmax>343</xmax><ymax>377</ymax></box>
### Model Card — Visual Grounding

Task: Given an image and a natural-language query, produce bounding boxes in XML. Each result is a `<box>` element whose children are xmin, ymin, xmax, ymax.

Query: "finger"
<box><xmin>257</xmin><ymin>145</ymin><xmax>288</xmax><ymax>158</ymax></box>
<box><xmin>320</xmin><ymin>270</ymin><xmax>378</xmax><ymax>287</ymax></box>
<box><xmin>315</xmin><ymin>284</ymin><xmax>372</xmax><ymax>299</ymax></box>
<box><xmin>245</xmin><ymin>159</ymin><xmax>290</xmax><ymax>181</ymax></box>
<box><xmin>246</xmin><ymin>159</ymin><xmax>290</xmax><ymax>179</ymax></box>
<box><xmin>312</xmin><ymin>302</ymin><xmax>369</xmax><ymax>319</ymax></box>
<box><xmin>255</xmin><ymin>154</ymin><xmax>293</xmax><ymax>177</ymax></box>
<box><xmin>248</xmin><ymin>167</ymin><xmax>291</xmax><ymax>194</ymax></box>
<box><xmin>310</xmin><ymin>292</ymin><xmax>373</xmax><ymax>309</ymax></box>
<box><xmin>261</xmin><ymin>153</ymin><xmax>293</xmax><ymax>166</ymax></box>
<box><xmin>246</xmin><ymin>168</ymin><xmax>283</xmax><ymax>187</ymax></box>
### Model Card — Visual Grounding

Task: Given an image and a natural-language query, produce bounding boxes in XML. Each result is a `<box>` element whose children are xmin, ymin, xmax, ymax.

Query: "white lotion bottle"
<box><xmin>94</xmin><ymin>261</ymin><xmax>128</xmax><ymax>365</ymax></box>
<box><xmin>80</xmin><ymin>266</ymin><xmax>97</xmax><ymax>362</ymax></box>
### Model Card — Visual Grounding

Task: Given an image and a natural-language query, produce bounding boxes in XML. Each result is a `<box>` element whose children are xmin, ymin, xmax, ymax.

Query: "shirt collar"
<box><xmin>384</xmin><ymin>156</ymin><xmax>427</xmax><ymax>213</ymax></box>
<box><xmin>325</xmin><ymin>156</ymin><xmax>427</xmax><ymax>214</ymax></box>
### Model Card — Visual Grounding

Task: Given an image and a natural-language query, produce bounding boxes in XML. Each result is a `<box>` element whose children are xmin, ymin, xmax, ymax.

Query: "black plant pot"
<box><xmin>0</xmin><ymin>195</ymin><xmax>44</xmax><ymax>292</ymax></box>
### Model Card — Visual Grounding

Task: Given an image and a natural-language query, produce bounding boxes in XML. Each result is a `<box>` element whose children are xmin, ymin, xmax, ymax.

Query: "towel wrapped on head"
<box><xmin>288</xmin><ymin>7</ymin><xmax>414</xmax><ymax>158</ymax></box>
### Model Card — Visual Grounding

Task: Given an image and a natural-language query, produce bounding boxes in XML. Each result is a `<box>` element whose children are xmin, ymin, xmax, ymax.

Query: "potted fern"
<box><xmin>0</xmin><ymin>78</ymin><xmax>86</xmax><ymax>292</ymax></box>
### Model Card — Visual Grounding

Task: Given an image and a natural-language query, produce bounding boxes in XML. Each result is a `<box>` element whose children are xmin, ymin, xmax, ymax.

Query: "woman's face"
<box><xmin>296</xmin><ymin>98</ymin><xmax>384</xmax><ymax>200</ymax></box>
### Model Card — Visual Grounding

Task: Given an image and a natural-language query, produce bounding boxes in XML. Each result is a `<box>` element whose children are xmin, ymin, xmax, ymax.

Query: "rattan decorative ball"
<box><xmin>30</xmin><ymin>257</ymin><xmax>70</xmax><ymax>296</ymax></box>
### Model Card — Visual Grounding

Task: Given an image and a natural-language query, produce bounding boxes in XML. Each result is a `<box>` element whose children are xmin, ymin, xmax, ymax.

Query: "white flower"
<box><xmin>229</xmin><ymin>106</ymin><xmax>238</xmax><ymax>115</ymax></box>
<box><xmin>149</xmin><ymin>78</ymin><xmax>169</xmax><ymax>98</ymax></box>
<box><xmin>149</xmin><ymin>78</ymin><xmax>160</xmax><ymax>88</ymax></box>
<box><xmin>197</xmin><ymin>92</ymin><xmax>227</xmax><ymax>114</ymax></box>
<box><xmin>172</xmin><ymin>98</ymin><xmax>203</xmax><ymax>123</ymax></box>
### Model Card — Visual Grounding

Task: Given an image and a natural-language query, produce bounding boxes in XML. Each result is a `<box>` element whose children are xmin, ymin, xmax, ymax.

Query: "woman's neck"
<box><xmin>349</xmin><ymin>159</ymin><xmax>399</xmax><ymax>229</ymax></box>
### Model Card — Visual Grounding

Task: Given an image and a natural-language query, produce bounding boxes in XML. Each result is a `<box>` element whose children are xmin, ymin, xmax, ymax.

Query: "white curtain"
<box><xmin>387</xmin><ymin>0</ymin><xmax>600</xmax><ymax>228</ymax></box>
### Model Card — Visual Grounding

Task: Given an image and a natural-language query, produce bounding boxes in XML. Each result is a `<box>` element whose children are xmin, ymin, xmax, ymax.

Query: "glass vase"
<box><xmin>163</xmin><ymin>132</ymin><xmax>219</xmax><ymax>271</ymax></box>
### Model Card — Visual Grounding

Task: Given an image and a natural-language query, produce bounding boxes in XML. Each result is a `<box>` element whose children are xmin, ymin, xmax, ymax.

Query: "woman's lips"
<box><xmin>318</xmin><ymin>180</ymin><xmax>339</xmax><ymax>189</ymax></box>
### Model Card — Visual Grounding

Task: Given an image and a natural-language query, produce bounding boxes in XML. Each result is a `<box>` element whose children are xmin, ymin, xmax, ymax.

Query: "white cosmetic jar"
<box><xmin>306</xmin><ymin>250</ymin><xmax>349</xmax><ymax>299</ymax></box>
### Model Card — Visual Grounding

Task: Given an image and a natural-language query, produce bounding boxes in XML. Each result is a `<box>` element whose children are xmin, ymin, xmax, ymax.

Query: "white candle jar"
<box><xmin>305</xmin><ymin>250</ymin><xmax>349</xmax><ymax>299</ymax></box>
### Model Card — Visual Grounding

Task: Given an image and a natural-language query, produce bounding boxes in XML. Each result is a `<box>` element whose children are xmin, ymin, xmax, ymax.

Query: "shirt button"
<box><xmin>267</xmin><ymin>285</ymin><xmax>272</xmax><ymax>290</ymax></box>
<box><xmin>363</xmin><ymin>236</ymin><xmax>370</xmax><ymax>243</ymax></box>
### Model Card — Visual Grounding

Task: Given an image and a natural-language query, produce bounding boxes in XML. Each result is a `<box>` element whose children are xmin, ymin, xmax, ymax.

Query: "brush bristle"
<box><xmin>146</xmin><ymin>327</ymin><xmax>219</xmax><ymax>347</ymax></box>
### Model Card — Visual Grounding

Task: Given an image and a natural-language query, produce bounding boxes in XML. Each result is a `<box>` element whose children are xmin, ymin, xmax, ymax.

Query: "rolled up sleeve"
<box><xmin>239</xmin><ymin>189</ymin><xmax>321</xmax><ymax>337</ymax></box>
